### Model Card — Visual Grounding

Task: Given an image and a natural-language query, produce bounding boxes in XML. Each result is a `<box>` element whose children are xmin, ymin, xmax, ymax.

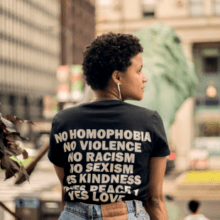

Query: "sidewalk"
<box><xmin>163</xmin><ymin>170</ymin><xmax>220</xmax><ymax>200</ymax></box>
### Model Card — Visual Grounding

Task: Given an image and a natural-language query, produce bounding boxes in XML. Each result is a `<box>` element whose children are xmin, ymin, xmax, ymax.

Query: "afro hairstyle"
<box><xmin>82</xmin><ymin>32</ymin><xmax>143</xmax><ymax>90</ymax></box>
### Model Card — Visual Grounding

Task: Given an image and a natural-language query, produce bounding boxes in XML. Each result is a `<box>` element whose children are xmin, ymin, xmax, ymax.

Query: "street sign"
<box><xmin>70</xmin><ymin>65</ymin><xmax>84</xmax><ymax>102</ymax></box>
<box><xmin>43</xmin><ymin>96</ymin><xmax>58</xmax><ymax>118</ymax></box>
<box><xmin>56</xmin><ymin>84</ymin><xmax>70</xmax><ymax>102</ymax></box>
<box><xmin>56</xmin><ymin>65</ymin><xmax>69</xmax><ymax>83</ymax></box>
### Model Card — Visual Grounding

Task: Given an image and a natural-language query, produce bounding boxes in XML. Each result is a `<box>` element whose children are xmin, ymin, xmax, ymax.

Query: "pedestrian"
<box><xmin>184</xmin><ymin>200</ymin><xmax>209</xmax><ymax>220</ymax></box>
<box><xmin>48</xmin><ymin>32</ymin><xmax>170</xmax><ymax>220</ymax></box>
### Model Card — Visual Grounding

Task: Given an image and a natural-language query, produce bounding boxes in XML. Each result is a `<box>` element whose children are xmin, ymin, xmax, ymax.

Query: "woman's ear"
<box><xmin>112</xmin><ymin>70</ymin><xmax>121</xmax><ymax>85</ymax></box>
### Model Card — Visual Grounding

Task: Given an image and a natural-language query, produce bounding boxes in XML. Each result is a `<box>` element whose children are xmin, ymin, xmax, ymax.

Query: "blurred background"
<box><xmin>0</xmin><ymin>0</ymin><xmax>220</xmax><ymax>219</ymax></box>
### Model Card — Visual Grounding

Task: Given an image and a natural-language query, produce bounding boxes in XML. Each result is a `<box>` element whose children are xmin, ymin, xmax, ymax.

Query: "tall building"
<box><xmin>61</xmin><ymin>0</ymin><xmax>95</xmax><ymax>65</ymax></box>
<box><xmin>0</xmin><ymin>0</ymin><xmax>60</xmax><ymax>120</ymax></box>
<box><xmin>95</xmin><ymin>0</ymin><xmax>220</xmax><ymax>170</ymax></box>
<box><xmin>56</xmin><ymin>0</ymin><xmax>95</xmax><ymax>109</ymax></box>
<box><xmin>0</xmin><ymin>0</ymin><xmax>96</xmax><ymax>120</ymax></box>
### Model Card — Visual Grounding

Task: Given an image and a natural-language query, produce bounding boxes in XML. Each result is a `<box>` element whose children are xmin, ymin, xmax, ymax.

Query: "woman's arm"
<box><xmin>145</xmin><ymin>156</ymin><xmax>168</xmax><ymax>220</ymax></box>
<box><xmin>53</xmin><ymin>164</ymin><xmax>66</xmax><ymax>211</ymax></box>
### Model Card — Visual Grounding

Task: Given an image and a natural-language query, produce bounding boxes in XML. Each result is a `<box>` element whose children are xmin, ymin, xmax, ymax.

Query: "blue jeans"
<box><xmin>59</xmin><ymin>200</ymin><xmax>150</xmax><ymax>220</ymax></box>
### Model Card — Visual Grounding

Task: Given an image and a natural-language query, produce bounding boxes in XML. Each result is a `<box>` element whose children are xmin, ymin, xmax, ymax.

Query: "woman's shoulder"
<box><xmin>123</xmin><ymin>102</ymin><xmax>155</xmax><ymax>116</ymax></box>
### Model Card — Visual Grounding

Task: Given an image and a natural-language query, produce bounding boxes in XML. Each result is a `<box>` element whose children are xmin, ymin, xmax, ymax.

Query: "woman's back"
<box><xmin>49</xmin><ymin>100</ymin><xmax>169</xmax><ymax>205</ymax></box>
<box><xmin>48</xmin><ymin>32</ymin><xmax>170</xmax><ymax>219</ymax></box>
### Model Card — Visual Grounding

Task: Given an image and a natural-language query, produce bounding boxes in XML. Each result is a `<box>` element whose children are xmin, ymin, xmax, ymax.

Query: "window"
<box><xmin>9</xmin><ymin>95</ymin><xmax>15</xmax><ymax>106</ymax></box>
<box><xmin>189</xmin><ymin>0</ymin><xmax>204</xmax><ymax>17</ymax></box>
<box><xmin>204</xmin><ymin>122</ymin><xmax>220</xmax><ymax>136</ymax></box>
<box><xmin>24</xmin><ymin>96</ymin><xmax>28</xmax><ymax>106</ymax></box>
<box><xmin>38</xmin><ymin>98</ymin><xmax>44</xmax><ymax>119</ymax></box>
<box><xmin>204</xmin><ymin>57</ymin><xmax>218</xmax><ymax>73</ymax></box>
<box><xmin>205</xmin><ymin>98</ymin><xmax>219</xmax><ymax>106</ymax></box>
<box><xmin>197</xmin><ymin>121</ymin><xmax>220</xmax><ymax>137</ymax></box>
<box><xmin>9</xmin><ymin>94</ymin><xmax>16</xmax><ymax>115</ymax></box>
<box><xmin>141</xmin><ymin>0</ymin><xmax>156</xmax><ymax>17</ymax></box>
<box><xmin>214</xmin><ymin>0</ymin><xmax>220</xmax><ymax>16</ymax></box>
<box><xmin>202</xmin><ymin>49</ymin><xmax>220</xmax><ymax>75</ymax></box>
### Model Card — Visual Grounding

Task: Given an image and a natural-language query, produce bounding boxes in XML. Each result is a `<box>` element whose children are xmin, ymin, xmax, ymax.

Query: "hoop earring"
<box><xmin>117</xmin><ymin>83</ymin><xmax>122</xmax><ymax>100</ymax></box>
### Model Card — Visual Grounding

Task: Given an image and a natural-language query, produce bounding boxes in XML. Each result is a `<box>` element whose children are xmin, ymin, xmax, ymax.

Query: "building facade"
<box><xmin>57</xmin><ymin>0</ymin><xmax>95</xmax><ymax>110</ymax></box>
<box><xmin>0</xmin><ymin>0</ymin><xmax>60</xmax><ymax>120</ymax></box>
<box><xmin>61</xmin><ymin>0</ymin><xmax>95</xmax><ymax>65</ymax></box>
<box><xmin>95</xmin><ymin>0</ymin><xmax>220</xmax><ymax>170</ymax></box>
<box><xmin>0</xmin><ymin>0</ymin><xmax>96</xmax><ymax>120</ymax></box>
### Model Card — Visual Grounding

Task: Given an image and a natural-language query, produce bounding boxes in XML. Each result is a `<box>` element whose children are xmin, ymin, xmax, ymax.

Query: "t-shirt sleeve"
<box><xmin>151</xmin><ymin>111</ymin><xmax>170</xmax><ymax>157</ymax></box>
<box><xmin>48</xmin><ymin>115</ymin><xmax>63</xmax><ymax>167</ymax></box>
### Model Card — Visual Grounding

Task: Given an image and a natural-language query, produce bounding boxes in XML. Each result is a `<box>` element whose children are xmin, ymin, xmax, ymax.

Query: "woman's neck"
<box><xmin>91</xmin><ymin>96</ymin><xmax>121</xmax><ymax>102</ymax></box>
<box><xmin>93</xmin><ymin>90</ymin><xmax>121</xmax><ymax>102</ymax></box>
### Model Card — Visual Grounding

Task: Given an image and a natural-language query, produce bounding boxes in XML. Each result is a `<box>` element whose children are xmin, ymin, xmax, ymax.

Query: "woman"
<box><xmin>48</xmin><ymin>32</ymin><xmax>170</xmax><ymax>220</ymax></box>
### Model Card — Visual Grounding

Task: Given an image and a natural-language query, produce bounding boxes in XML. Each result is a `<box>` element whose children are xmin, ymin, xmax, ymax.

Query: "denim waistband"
<box><xmin>65</xmin><ymin>200</ymin><xmax>144</xmax><ymax>219</ymax></box>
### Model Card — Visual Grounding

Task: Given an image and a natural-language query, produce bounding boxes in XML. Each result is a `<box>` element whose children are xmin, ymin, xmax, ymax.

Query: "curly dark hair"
<box><xmin>82</xmin><ymin>32</ymin><xmax>143</xmax><ymax>90</ymax></box>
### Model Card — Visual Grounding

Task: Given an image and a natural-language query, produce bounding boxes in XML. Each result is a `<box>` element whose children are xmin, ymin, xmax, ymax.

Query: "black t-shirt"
<box><xmin>48</xmin><ymin>100</ymin><xmax>170</xmax><ymax>204</ymax></box>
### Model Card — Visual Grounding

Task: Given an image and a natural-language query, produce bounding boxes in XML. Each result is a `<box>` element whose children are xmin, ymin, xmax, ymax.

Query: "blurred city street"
<box><xmin>0</xmin><ymin>156</ymin><xmax>60</xmax><ymax>203</ymax></box>
<box><xmin>163</xmin><ymin>170</ymin><xmax>220</xmax><ymax>219</ymax></box>
<box><xmin>1</xmin><ymin>155</ymin><xmax>220</xmax><ymax>219</ymax></box>
<box><xmin>1</xmin><ymin>0</ymin><xmax>220</xmax><ymax>219</ymax></box>
<box><xmin>0</xmin><ymin>152</ymin><xmax>61</xmax><ymax>220</ymax></box>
